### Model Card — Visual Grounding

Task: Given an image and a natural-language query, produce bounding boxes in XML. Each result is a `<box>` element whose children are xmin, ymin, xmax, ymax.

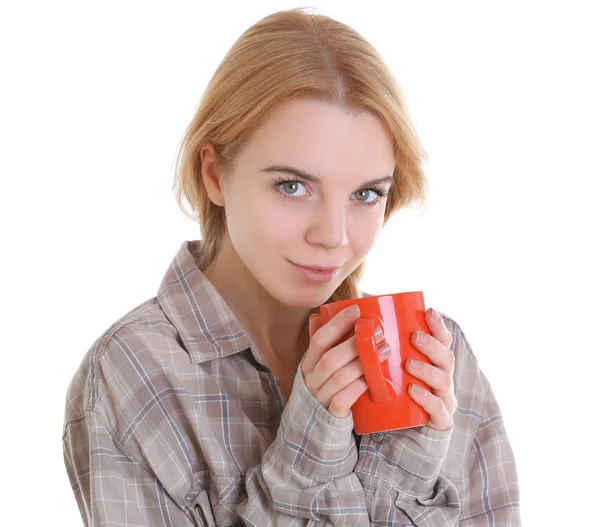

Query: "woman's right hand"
<box><xmin>301</xmin><ymin>305</ymin><xmax>391</xmax><ymax>419</ymax></box>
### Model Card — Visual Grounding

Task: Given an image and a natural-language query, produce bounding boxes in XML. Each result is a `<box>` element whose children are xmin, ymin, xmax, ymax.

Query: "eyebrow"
<box><xmin>260</xmin><ymin>164</ymin><xmax>394</xmax><ymax>188</ymax></box>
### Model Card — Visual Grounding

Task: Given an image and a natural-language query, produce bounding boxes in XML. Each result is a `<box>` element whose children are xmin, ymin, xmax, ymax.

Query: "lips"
<box><xmin>288</xmin><ymin>260</ymin><xmax>342</xmax><ymax>284</ymax></box>
<box><xmin>295</xmin><ymin>264</ymin><xmax>342</xmax><ymax>271</ymax></box>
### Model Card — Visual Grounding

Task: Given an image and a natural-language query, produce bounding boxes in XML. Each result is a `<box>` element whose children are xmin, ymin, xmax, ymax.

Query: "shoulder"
<box><xmin>438</xmin><ymin>311</ymin><xmax>492</xmax><ymax>433</ymax></box>
<box><xmin>439</xmin><ymin>310</ymin><xmax>476</xmax><ymax>361</ymax></box>
<box><xmin>63</xmin><ymin>296</ymin><xmax>181</xmax><ymax>432</ymax></box>
<box><xmin>439</xmin><ymin>311</ymin><xmax>488</xmax><ymax>385</ymax></box>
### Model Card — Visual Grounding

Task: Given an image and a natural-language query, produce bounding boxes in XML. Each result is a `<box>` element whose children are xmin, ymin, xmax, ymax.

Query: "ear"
<box><xmin>199</xmin><ymin>142</ymin><xmax>225</xmax><ymax>207</ymax></box>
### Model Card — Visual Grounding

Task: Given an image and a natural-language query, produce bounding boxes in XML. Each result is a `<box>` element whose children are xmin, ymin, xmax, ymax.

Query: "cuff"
<box><xmin>354</xmin><ymin>424</ymin><xmax>453</xmax><ymax>498</ymax></box>
<box><xmin>272</xmin><ymin>355</ymin><xmax>358</xmax><ymax>481</ymax></box>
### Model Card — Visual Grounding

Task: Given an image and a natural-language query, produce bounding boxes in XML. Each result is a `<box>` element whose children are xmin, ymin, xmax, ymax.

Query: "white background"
<box><xmin>2</xmin><ymin>1</ymin><xmax>598</xmax><ymax>525</ymax></box>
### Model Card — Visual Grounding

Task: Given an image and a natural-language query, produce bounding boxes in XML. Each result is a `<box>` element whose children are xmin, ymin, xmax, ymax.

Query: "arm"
<box><xmin>354</xmin><ymin>317</ymin><xmax>521</xmax><ymax>526</ymax></box>
<box><xmin>459</xmin><ymin>383</ymin><xmax>521</xmax><ymax>525</ymax></box>
<box><xmin>353</xmin><ymin>388</ymin><xmax>521</xmax><ymax>526</ymax></box>
<box><xmin>63</xmin><ymin>357</ymin><xmax>372</xmax><ymax>526</ymax></box>
<box><xmin>63</xmin><ymin>411</ymin><xmax>197</xmax><ymax>526</ymax></box>
<box><xmin>354</xmin><ymin>425</ymin><xmax>461</xmax><ymax>525</ymax></box>
<box><xmin>236</xmin><ymin>357</ymin><xmax>371</xmax><ymax>525</ymax></box>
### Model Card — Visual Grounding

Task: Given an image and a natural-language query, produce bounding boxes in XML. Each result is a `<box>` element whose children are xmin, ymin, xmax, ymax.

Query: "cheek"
<box><xmin>228</xmin><ymin>194</ymin><xmax>299</xmax><ymax>246</ymax></box>
<box><xmin>349</xmin><ymin>212</ymin><xmax>384</xmax><ymax>254</ymax></box>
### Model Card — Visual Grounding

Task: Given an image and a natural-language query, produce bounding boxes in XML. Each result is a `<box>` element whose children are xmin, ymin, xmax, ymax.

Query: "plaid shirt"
<box><xmin>63</xmin><ymin>240</ymin><xmax>521</xmax><ymax>526</ymax></box>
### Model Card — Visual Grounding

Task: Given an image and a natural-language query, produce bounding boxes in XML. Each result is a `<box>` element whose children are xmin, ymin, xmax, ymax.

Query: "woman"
<box><xmin>63</xmin><ymin>8</ymin><xmax>520</xmax><ymax>526</ymax></box>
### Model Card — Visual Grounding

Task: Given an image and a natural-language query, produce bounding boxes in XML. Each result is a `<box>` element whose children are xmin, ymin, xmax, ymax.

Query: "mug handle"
<box><xmin>355</xmin><ymin>318</ymin><xmax>392</xmax><ymax>404</ymax></box>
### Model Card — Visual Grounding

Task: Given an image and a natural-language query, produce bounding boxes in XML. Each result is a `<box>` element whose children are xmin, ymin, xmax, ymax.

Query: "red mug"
<box><xmin>319</xmin><ymin>291</ymin><xmax>433</xmax><ymax>434</ymax></box>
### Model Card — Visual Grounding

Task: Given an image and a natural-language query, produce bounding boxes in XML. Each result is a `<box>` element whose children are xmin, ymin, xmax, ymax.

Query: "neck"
<box><xmin>202</xmin><ymin>236</ymin><xmax>310</xmax><ymax>374</ymax></box>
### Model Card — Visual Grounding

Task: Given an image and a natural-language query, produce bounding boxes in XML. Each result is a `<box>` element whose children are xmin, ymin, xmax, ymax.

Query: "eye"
<box><xmin>354</xmin><ymin>189</ymin><xmax>378</xmax><ymax>203</ymax></box>
<box><xmin>276</xmin><ymin>179</ymin><xmax>309</xmax><ymax>197</ymax></box>
<box><xmin>271</xmin><ymin>176</ymin><xmax>389</xmax><ymax>207</ymax></box>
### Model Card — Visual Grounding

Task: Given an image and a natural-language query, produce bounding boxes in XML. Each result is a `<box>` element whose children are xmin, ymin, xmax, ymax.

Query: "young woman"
<box><xmin>63</xmin><ymin>8</ymin><xmax>520</xmax><ymax>526</ymax></box>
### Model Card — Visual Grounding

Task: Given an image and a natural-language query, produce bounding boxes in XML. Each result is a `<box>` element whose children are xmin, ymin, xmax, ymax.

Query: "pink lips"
<box><xmin>288</xmin><ymin>261</ymin><xmax>341</xmax><ymax>284</ymax></box>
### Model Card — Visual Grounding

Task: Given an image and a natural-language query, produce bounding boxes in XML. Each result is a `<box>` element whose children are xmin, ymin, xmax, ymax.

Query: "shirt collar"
<box><xmin>157</xmin><ymin>240</ymin><xmax>253</xmax><ymax>365</ymax></box>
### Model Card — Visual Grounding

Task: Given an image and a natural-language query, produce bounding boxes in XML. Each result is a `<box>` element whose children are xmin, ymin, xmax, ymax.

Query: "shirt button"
<box><xmin>371</xmin><ymin>432</ymin><xmax>385</xmax><ymax>442</ymax></box>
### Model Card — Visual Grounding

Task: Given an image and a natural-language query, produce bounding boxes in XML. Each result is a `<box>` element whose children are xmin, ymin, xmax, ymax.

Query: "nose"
<box><xmin>305</xmin><ymin>200</ymin><xmax>349</xmax><ymax>250</ymax></box>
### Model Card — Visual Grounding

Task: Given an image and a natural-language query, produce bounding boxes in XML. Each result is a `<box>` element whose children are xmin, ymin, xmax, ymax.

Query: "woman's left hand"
<box><xmin>406</xmin><ymin>308</ymin><xmax>458</xmax><ymax>431</ymax></box>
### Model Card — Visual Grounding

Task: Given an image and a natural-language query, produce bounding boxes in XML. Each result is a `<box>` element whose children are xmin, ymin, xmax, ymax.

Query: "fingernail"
<box><xmin>431</xmin><ymin>308</ymin><xmax>440</xmax><ymax>321</ymax></box>
<box><xmin>415</xmin><ymin>330</ymin><xmax>426</xmax><ymax>344</ymax></box>
<box><xmin>378</xmin><ymin>343</ymin><xmax>391</xmax><ymax>358</ymax></box>
<box><xmin>410</xmin><ymin>359</ymin><xmax>423</xmax><ymax>369</ymax></box>
<box><xmin>374</xmin><ymin>326</ymin><xmax>383</xmax><ymax>340</ymax></box>
<box><xmin>343</xmin><ymin>305</ymin><xmax>360</xmax><ymax>319</ymax></box>
<box><xmin>410</xmin><ymin>384</ymin><xmax>423</xmax><ymax>394</ymax></box>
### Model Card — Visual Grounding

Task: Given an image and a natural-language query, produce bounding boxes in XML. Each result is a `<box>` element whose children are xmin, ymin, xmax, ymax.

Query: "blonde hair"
<box><xmin>172</xmin><ymin>7</ymin><xmax>429</xmax><ymax>338</ymax></box>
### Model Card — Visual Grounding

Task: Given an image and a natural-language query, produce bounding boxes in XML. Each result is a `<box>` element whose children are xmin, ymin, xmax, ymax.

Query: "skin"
<box><xmin>201</xmin><ymin>98</ymin><xmax>458</xmax><ymax>430</ymax></box>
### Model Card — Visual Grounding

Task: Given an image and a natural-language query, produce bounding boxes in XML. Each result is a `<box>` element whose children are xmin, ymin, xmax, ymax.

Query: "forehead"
<box><xmin>239</xmin><ymin>99</ymin><xmax>395</xmax><ymax>178</ymax></box>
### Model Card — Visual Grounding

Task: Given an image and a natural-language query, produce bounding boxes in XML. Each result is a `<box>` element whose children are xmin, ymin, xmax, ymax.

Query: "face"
<box><xmin>214</xmin><ymin>98</ymin><xmax>395</xmax><ymax>308</ymax></box>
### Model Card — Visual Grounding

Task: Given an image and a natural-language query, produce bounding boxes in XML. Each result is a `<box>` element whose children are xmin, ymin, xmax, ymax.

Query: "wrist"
<box><xmin>274</xmin><ymin>360</ymin><xmax>358</xmax><ymax>480</ymax></box>
<box><xmin>354</xmin><ymin>425</ymin><xmax>453</xmax><ymax>498</ymax></box>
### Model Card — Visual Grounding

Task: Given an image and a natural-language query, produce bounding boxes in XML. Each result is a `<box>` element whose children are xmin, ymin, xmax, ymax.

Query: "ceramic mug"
<box><xmin>319</xmin><ymin>291</ymin><xmax>433</xmax><ymax>434</ymax></box>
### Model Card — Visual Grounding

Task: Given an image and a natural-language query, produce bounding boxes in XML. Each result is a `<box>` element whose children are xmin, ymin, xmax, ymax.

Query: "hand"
<box><xmin>301</xmin><ymin>305</ymin><xmax>391</xmax><ymax>419</ymax></box>
<box><xmin>406</xmin><ymin>308</ymin><xmax>458</xmax><ymax>431</ymax></box>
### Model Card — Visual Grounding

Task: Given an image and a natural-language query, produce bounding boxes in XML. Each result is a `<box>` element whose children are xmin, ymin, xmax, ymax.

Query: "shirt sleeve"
<box><xmin>64</xmin><ymin>354</ymin><xmax>373</xmax><ymax>526</ymax></box>
<box><xmin>236</xmin><ymin>354</ymin><xmax>372</xmax><ymax>525</ymax></box>
<box><xmin>354</xmin><ymin>424</ymin><xmax>461</xmax><ymax>524</ymax></box>
<box><xmin>353</xmin><ymin>319</ymin><xmax>521</xmax><ymax>526</ymax></box>
<box><xmin>459</xmin><ymin>382</ymin><xmax>521</xmax><ymax>524</ymax></box>
<box><xmin>63</xmin><ymin>411</ymin><xmax>196</xmax><ymax>527</ymax></box>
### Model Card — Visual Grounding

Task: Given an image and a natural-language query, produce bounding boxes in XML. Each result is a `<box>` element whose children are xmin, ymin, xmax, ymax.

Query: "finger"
<box><xmin>302</xmin><ymin>305</ymin><xmax>361</xmax><ymax>373</ymax></box>
<box><xmin>308</xmin><ymin>313</ymin><xmax>322</xmax><ymax>341</ymax></box>
<box><xmin>406</xmin><ymin>359</ymin><xmax>457</xmax><ymax>413</ymax></box>
<box><xmin>405</xmin><ymin>359</ymin><xmax>451</xmax><ymax>393</ymax></box>
<box><xmin>408</xmin><ymin>384</ymin><xmax>453</xmax><ymax>431</ymax></box>
<box><xmin>313</xmin><ymin>355</ymin><xmax>363</xmax><ymax>408</ymax></box>
<box><xmin>425</xmin><ymin>308</ymin><xmax>453</xmax><ymax>349</ymax></box>
<box><xmin>411</xmin><ymin>330</ymin><xmax>455</xmax><ymax>373</ymax></box>
<box><xmin>327</xmin><ymin>376</ymin><xmax>369</xmax><ymax>419</ymax></box>
<box><xmin>312</xmin><ymin>330</ymin><xmax>391</xmax><ymax>388</ymax></box>
<box><xmin>313</xmin><ymin>321</ymin><xmax>386</xmax><ymax>376</ymax></box>
<box><xmin>314</xmin><ymin>342</ymin><xmax>391</xmax><ymax>401</ymax></box>
<box><xmin>309</xmin><ymin>313</ymin><xmax>384</xmax><ymax>346</ymax></box>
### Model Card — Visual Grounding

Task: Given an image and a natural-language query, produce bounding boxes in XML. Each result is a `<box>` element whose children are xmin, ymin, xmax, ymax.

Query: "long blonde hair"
<box><xmin>171</xmin><ymin>8</ymin><xmax>429</xmax><ymax>341</ymax></box>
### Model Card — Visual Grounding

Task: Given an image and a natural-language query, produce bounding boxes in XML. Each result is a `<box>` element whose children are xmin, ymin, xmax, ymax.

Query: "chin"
<box><xmin>288</xmin><ymin>280</ymin><xmax>343</xmax><ymax>308</ymax></box>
